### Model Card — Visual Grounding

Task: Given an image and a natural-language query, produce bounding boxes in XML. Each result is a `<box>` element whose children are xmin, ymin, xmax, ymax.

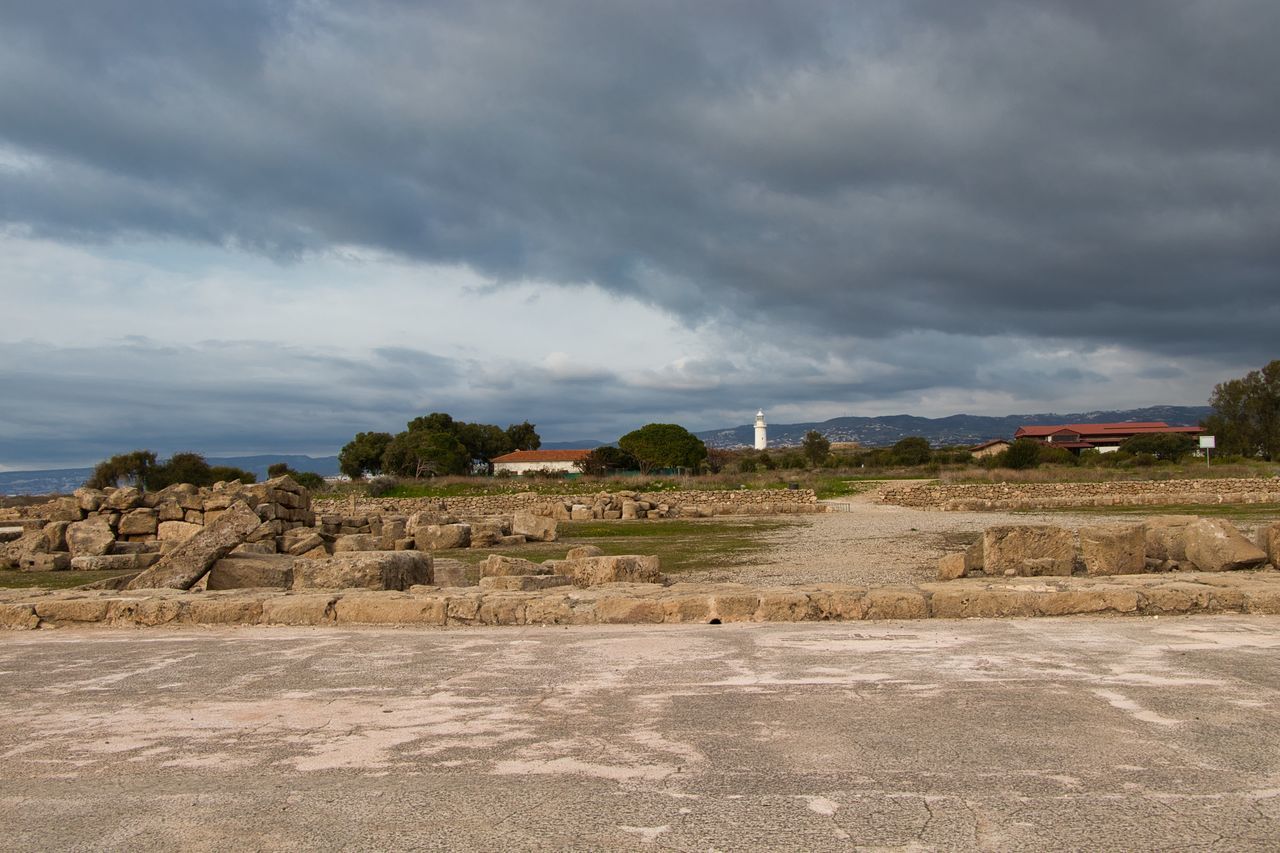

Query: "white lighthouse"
<box><xmin>754</xmin><ymin>409</ymin><xmax>768</xmax><ymax>450</ymax></box>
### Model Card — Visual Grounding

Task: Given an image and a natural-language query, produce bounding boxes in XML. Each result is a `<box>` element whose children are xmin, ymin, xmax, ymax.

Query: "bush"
<box><xmin>367</xmin><ymin>475</ymin><xmax>399</xmax><ymax>497</ymax></box>
<box><xmin>890</xmin><ymin>436</ymin><xmax>932</xmax><ymax>466</ymax></box>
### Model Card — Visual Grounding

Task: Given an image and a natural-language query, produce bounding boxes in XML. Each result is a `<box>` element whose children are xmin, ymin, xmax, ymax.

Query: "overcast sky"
<box><xmin>2</xmin><ymin>1</ymin><xmax>1277</xmax><ymax>469</ymax></box>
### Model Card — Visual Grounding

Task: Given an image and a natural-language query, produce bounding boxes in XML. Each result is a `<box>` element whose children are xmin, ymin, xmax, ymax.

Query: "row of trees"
<box><xmin>87</xmin><ymin>451</ymin><xmax>259</xmax><ymax>491</ymax></box>
<box><xmin>338</xmin><ymin>413</ymin><xmax>541</xmax><ymax>479</ymax></box>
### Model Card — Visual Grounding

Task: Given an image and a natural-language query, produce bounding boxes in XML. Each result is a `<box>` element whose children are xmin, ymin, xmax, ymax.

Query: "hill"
<box><xmin>695</xmin><ymin>406</ymin><xmax>1213</xmax><ymax>449</ymax></box>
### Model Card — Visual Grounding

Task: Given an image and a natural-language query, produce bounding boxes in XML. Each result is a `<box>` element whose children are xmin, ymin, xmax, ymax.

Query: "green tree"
<box><xmin>576</xmin><ymin>446</ymin><xmax>640</xmax><ymax>476</ymax></box>
<box><xmin>1000</xmin><ymin>437</ymin><xmax>1042</xmax><ymax>470</ymax></box>
<box><xmin>801</xmin><ymin>430</ymin><xmax>831</xmax><ymax>467</ymax></box>
<box><xmin>339</xmin><ymin>431</ymin><xmax>394</xmax><ymax>479</ymax></box>
<box><xmin>890</xmin><ymin>436</ymin><xmax>932</xmax><ymax>466</ymax></box>
<box><xmin>617</xmin><ymin>423</ymin><xmax>708</xmax><ymax>473</ymax></box>
<box><xmin>1118</xmin><ymin>433</ymin><xmax>1198</xmax><ymax>462</ymax></box>
<box><xmin>206</xmin><ymin>465</ymin><xmax>257</xmax><ymax>485</ymax></box>
<box><xmin>505</xmin><ymin>421</ymin><xmax>541</xmax><ymax>451</ymax></box>
<box><xmin>1204</xmin><ymin>360</ymin><xmax>1280</xmax><ymax>460</ymax></box>
<box><xmin>381</xmin><ymin>430</ymin><xmax>470</xmax><ymax>477</ymax></box>
<box><xmin>86</xmin><ymin>450</ymin><xmax>157</xmax><ymax>490</ymax></box>
<box><xmin>266</xmin><ymin>462</ymin><xmax>325</xmax><ymax>490</ymax></box>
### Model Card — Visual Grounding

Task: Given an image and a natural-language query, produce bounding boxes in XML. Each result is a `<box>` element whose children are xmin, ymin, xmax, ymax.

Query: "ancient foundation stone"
<box><xmin>291</xmin><ymin>551</ymin><xmax>432</xmax><ymax>591</ymax></box>
<box><xmin>207</xmin><ymin>553</ymin><xmax>296</xmax><ymax>590</ymax></box>
<box><xmin>983</xmin><ymin>525</ymin><xmax>1075</xmax><ymax>577</ymax></box>
<box><xmin>560</xmin><ymin>554</ymin><xmax>666</xmax><ymax>587</ymax></box>
<box><xmin>512</xmin><ymin>511</ymin><xmax>557</xmax><ymax>542</ymax></box>
<box><xmin>66</xmin><ymin>518</ymin><xmax>116</xmax><ymax>558</ymax></box>
<box><xmin>1080</xmin><ymin>524</ymin><xmax>1147</xmax><ymax>576</ymax></box>
<box><xmin>481</xmin><ymin>554</ymin><xmax>551</xmax><ymax>577</ymax></box>
<box><xmin>414</xmin><ymin>523</ymin><xmax>471</xmax><ymax>550</ymax></box>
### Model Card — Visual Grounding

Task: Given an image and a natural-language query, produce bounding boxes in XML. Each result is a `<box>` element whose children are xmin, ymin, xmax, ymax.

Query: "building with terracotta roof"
<box><xmin>491</xmin><ymin>448</ymin><xmax>592</xmax><ymax>475</ymax></box>
<box><xmin>1013</xmin><ymin>422</ymin><xmax>1202</xmax><ymax>453</ymax></box>
<box><xmin>968</xmin><ymin>439</ymin><xmax>1012</xmax><ymax>458</ymax></box>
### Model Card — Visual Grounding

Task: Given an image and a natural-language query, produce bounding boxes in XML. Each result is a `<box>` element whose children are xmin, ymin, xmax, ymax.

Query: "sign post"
<box><xmin>1199</xmin><ymin>435</ymin><xmax>1216</xmax><ymax>468</ymax></box>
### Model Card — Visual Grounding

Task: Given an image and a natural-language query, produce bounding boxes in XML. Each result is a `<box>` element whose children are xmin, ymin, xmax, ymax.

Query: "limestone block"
<box><xmin>863</xmin><ymin>587</ymin><xmax>929</xmax><ymax>619</ymax></box>
<box><xmin>1184</xmin><ymin>519</ymin><xmax>1268</xmax><ymax>572</ymax></box>
<box><xmin>187</xmin><ymin>597</ymin><xmax>265</xmax><ymax>625</ymax></box>
<box><xmin>259</xmin><ymin>593</ymin><xmax>337</xmax><ymax>625</ymax></box>
<box><xmin>333</xmin><ymin>533</ymin><xmax>382</xmax><ymax>552</ymax></box>
<box><xmin>34</xmin><ymin>598</ymin><xmax>111</xmax><ymax>624</ymax></box>
<box><xmin>964</xmin><ymin>541</ymin><xmax>984</xmax><ymax>572</ymax></box>
<box><xmin>1261</xmin><ymin>522</ymin><xmax>1280</xmax><ymax>567</ymax></box>
<box><xmin>41</xmin><ymin>520</ymin><xmax>71</xmax><ymax>553</ymax></box>
<box><xmin>983</xmin><ymin>525</ymin><xmax>1075</xmax><ymax>578</ymax></box>
<box><xmin>157</xmin><ymin>521</ymin><xmax>202</xmax><ymax>543</ymax></box>
<box><xmin>66</xmin><ymin>518</ymin><xmax>117</xmax><ymax>558</ymax></box>
<box><xmin>432</xmin><ymin>559</ymin><xmax>474</xmax><ymax>587</ymax></box>
<box><xmin>334</xmin><ymin>593</ymin><xmax>446</xmax><ymax>626</ymax></box>
<box><xmin>566</xmin><ymin>545</ymin><xmax>604</xmax><ymax>560</ymax></box>
<box><xmin>570</xmin><ymin>505</ymin><xmax>593</xmax><ymax>521</ymax></box>
<box><xmin>184</xmin><ymin>510</ymin><xmax>205</xmax><ymax>524</ymax></box>
<box><xmin>1080</xmin><ymin>524</ymin><xmax>1147</xmax><ymax>576</ymax></box>
<box><xmin>481</xmin><ymin>554</ymin><xmax>552</xmax><ymax>577</ymax></box>
<box><xmin>561</xmin><ymin>554</ymin><xmax>666</xmax><ymax>588</ymax></box>
<box><xmin>104</xmin><ymin>487</ymin><xmax>142</xmax><ymax>511</ymax></box>
<box><xmin>480</xmin><ymin>575</ymin><xmax>573</xmax><ymax>592</ymax></box>
<box><xmin>620</xmin><ymin>500</ymin><xmax>639</xmax><ymax>520</ymax></box>
<box><xmin>937</xmin><ymin>552</ymin><xmax>966</xmax><ymax>581</ymax></box>
<box><xmin>207</xmin><ymin>553</ymin><xmax>295</xmax><ymax>590</ymax></box>
<box><xmin>110</xmin><ymin>541</ymin><xmax>160</xmax><ymax>555</ymax></box>
<box><xmin>469</xmin><ymin>529</ymin><xmax>502</xmax><ymax>548</ymax></box>
<box><xmin>74</xmin><ymin>487</ymin><xmax>106</xmax><ymax>513</ymax></box>
<box><xmin>70</xmin><ymin>554</ymin><xmax>147</xmax><ymax>572</ymax></box>
<box><xmin>1144</xmin><ymin>515</ymin><xmax>1197</xmax><ymax>562</ymax></box>
<box><xmin>232</xmin><ymin>541</ymin><xmax>277</xmax><ymax>555</ymax></box>
<box><xmin>118</xmin><ymin>508</ymin><xmax>159</xmax><ymax>536</ymax></box>
<box><xmin>156</xmin><ymin>501</ymin><xmax>185</xmax><ymax>522</ymax></box>
<box><xmin>291</xmin><ymin>550</ymin><xmax>432</xmax><ymax>591</ymax></box>
<box><xmin>498</xmin><ymin>535</ymin><xmax>527</xmax><ymax>547</ymax></box>
<box><xmin>414</xmin><ymin>523</ymin><xmax>471</xmax><ymax>550</ymax></box>
<box><xmin>20</xmin><ymin>552</ymin><xmax>71</xmax><ymax>571</ymax></box>
<box><xmin>284</xmin><ymin>530</ymin><xmax>326</xmax><ymax>556</ymax></box>
<box><xmin>126</xmin><ymin>501</ymin><xmax>262</xmax><ymax>590</ymax></box>
<box><xmin>512</xmin><ymin>511</ymin><xmax>557</xmax><ymax>542</ymax></box>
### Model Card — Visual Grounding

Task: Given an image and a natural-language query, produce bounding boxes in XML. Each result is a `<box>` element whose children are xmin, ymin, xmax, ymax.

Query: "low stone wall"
<box><xmin>315</xmin><ymin>488</ymin><xmax>822</xmax><ymax>521</ymax></box>
<box><xmin>882</xmin><ymin>477</ymin><xmax>1280</xmax><ymax>511</ymax></box>
<box><xmin>4</xmin><ymin>571</ymin><xmax>1279</xmax><ymax>630</ymax></box>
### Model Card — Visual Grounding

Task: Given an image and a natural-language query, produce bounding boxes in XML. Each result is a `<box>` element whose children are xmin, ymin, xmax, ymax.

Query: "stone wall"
<box><xmin>881</xmin><ymin>477</ymin><xmax>1280</xmax><ymax>511</ymax></box>
<box><xmin>314</xmin><ymin>488</ymin><xmax>822</xmax><ymax>521</ymax></box>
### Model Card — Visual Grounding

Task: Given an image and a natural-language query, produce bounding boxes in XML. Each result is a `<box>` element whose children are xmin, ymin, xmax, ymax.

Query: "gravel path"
<box><xmin>678</xmin><ymin>485</ymin><xmax>1139</xmax><ymax>588</ymax></box>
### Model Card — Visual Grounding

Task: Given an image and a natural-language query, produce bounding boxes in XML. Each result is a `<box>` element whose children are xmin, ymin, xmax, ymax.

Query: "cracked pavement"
<box><xmin>2</xmin><ymin>616</ymin><xmax>1279</xmax><ymax>850</ymax></box>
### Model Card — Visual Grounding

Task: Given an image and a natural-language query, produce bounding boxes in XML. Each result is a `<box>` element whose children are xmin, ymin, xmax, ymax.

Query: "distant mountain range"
<box><xmin>694</xmin><ymin>405</ymin><xmax>1214</xmax><ymax>449</ymax></box>
<box><xmin>2</xmin><ymin>407</ymin><xmax>1214</xmax><ymax>494</ymax></box>
<box><xmin>0</xmin><ymin>455</ymin><xmax>341</xmax><ymax>497</ymax></box>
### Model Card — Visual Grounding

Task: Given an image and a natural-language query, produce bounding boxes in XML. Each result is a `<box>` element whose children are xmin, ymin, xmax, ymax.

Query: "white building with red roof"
<box><xmin>491</xmin><ymin>448</ymin><xmax>593</xmax><ymax>475</ymax></box>
<box><xmin>1013</xmin><ymin>422</ymin><xmax>1202</xmax><ymax>453</ymax></box>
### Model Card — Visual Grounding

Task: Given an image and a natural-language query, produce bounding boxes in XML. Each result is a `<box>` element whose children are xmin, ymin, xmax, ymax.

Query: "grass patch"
<box><xmin>1026</xmin><ymin>503</ymin><xmax>1280</xmax><ymax>524</ymax></box>
<box><xmin>0</xmin><ymin>569</ymin><xmax>134</xmax><ymax>590</ymax></box>
<box><xmin>446</xmin><ymin>517</ymin><xmax>798</xmax><ymax>574</ymax></box>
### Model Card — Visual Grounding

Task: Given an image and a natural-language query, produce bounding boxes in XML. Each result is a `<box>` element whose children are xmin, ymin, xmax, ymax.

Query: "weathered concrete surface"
<box><xmin>1</xmin><ymin>618</ymin><xmax>1279</xmax><ymax>851</ymax></box>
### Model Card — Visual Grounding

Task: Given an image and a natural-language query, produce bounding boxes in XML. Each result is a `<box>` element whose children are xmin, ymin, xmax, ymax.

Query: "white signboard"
<box><xmin>1199</xmin><ymin>435</ymin><xmax>1216</xmax><ymax>449</ymax></box>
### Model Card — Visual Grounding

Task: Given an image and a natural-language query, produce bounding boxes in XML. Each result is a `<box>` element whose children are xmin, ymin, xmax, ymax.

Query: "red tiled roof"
<box><xmin>491</xmin><ymin>449</ymin><xmax>593</xmax><ymax>463</ymax></box>
<box><xmin>1015</xmin><ymin>422</ymin><xmax>1202</xmax><ymax>439</ymax></box>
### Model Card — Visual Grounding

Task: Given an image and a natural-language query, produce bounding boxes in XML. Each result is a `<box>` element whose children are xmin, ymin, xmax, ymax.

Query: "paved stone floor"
<box><xmin>3</xmin><ymin>616</ymin><xmax>1280</xmax><ymax>850</ymax></box>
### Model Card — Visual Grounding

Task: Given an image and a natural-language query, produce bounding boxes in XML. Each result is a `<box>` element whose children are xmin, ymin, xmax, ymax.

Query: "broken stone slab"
<box><xmin>71</xmin><ymin>554</ymin><xmax>158</xmax><ymax>572</ymax></box>
<box><xmin>333</xmin><ymin>533</ymin><xmax>382</xmax><ymax>552</ymax></box>
<box><xmin>284</xmin><ymin>530</ymin><xmax>326</xmax><ymax>556</ymax></box>
<box><xmin>566</xmin><ymin>545</ymin><xmax>605</xmax><ymax>560</ymax></box>
<box><xmin>481</xmin><ymin>554</ymin><xmax>553</xmax><ymax>577</ymax></box>
<box><xmin>1184</xmin><ymin>519</ymin><xmax>1268</xmax><ymax>572</ymax></box>
<box><xmin>512</xmin><ymin>511</ymin><xmax>557</xmax><ymax>542</ymax></box>
<box><xmin>559</xmin><ymin>554</ymin><xmax>666</xmax><ymax>587</ymax></box>
<box><xmin>118</xmin><ymin>508</ymin><xmax>159</xmax><ymax>536</ymax></box>
<box><xmin>207</xmin><ymin>553</ymin><xmax>295</xmax><ymax>590</ymax></box>
<box><xmin>983</xmin><ymin>525</ymin><xmax>1075</xmax><ymax>578</ymax></box>
<box><xmin>937</xmin><ymin>552</ymin><xmax>966</xmax><ymax>581</ymax></box>
<box><xmin>125</xmin><ymin>501</ymin><xmax>262</xmax><ymax>590</ymax></box>
<box><xmin>414</xmin><ymin>523</ymin><xmax>471</xmax><ymax>550</ymax></box>
<box><xmin>1080</xmin><ymin>524</ymin><xmax>1146</xmax><ymax>576</ymax></box>
<box><xmin>479</xmin><ymin>574</ymin><xmax>574</xmax><ymax>592</ymax></box>
<box><xmin>291</xmin><ymin>550</ymin><xmax>432</xmax><ymax>591</ymax></box>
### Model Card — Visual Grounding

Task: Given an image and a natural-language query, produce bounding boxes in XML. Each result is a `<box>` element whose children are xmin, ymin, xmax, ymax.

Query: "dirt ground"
<box><xmin>679</xmin><ymin>485</ymin><xmax>1146</xmax><ymax>588</ymax></box>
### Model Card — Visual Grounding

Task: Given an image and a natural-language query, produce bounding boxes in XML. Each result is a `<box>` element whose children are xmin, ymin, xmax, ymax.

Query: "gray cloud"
<box><xmin>1</xmin><ymin>2</ymin><xmax>1276</xmax><ymax>465</ymax></box>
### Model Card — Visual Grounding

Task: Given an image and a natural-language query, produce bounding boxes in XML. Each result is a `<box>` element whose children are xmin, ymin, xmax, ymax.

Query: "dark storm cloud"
<box><xmin>2</xmin><ymin>1</ymin><xmax>1277</xmax><ymax>362</ymax></box>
